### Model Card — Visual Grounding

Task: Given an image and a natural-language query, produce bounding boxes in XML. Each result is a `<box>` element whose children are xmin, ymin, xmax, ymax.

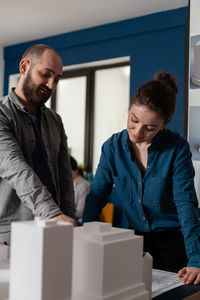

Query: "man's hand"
<box><xmin>178</xmin><ymin>267</ymin><xmax>200</xmax><ymax>285</ymax></box>
<box><xmin>51</xmin><ymin>214</ymin><xmax>78</xmax><ymax>227</ymax></box>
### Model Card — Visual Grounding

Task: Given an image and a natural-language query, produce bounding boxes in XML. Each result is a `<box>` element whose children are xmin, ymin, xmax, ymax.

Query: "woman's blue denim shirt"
<box><xmin>83</xmin><ymin>129</ymin><xmax>200</xmax><ymax>268</ymax></box>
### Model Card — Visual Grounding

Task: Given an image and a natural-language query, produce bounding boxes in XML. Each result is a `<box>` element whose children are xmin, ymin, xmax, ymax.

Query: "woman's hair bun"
<box><xmin>154</xmin><ymin>71</ymin><xmax>178</xmax><ymax>94</ymax></box>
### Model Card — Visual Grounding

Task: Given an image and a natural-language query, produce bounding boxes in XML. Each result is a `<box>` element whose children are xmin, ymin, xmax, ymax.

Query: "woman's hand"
<box><xmin>178</xmin><ymin>267</ymin><xmax>200</xmax><ymax>285</ymax></box>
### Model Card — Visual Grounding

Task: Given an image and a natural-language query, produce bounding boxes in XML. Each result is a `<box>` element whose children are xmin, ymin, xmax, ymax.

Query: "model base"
<box><xmin>72</xmin><ymin>282</ymin><xmax>149</xmax><ymax>300</ymax></box>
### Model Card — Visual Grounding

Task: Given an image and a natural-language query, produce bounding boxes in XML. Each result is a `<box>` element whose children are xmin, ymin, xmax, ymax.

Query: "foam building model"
<box><xmin>72</xmin><ymin>222</ymin><xmax>151</xmax><ymax>300</ymax></box>
<box><xmin>9</xmin><ymin>218</ymin><xmax>73</xmax><ymax>300</ymax></box>
<box><xmin>6</xmin><ymin>220</ymin><xmax>152</xmax><ymax>300</ymax></box>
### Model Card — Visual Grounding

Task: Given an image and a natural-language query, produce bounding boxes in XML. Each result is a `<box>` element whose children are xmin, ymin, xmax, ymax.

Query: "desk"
<box><xmin>154</xmin><ymin>285</ymin><xmax>200</xmax><ymax>300</ymax></box>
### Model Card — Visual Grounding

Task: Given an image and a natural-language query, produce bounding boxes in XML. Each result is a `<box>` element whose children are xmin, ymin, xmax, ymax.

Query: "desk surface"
<box><xmin>154</xmin><ymin>284</ymin><xmax>200</xmax><ymax>300</ymax></box>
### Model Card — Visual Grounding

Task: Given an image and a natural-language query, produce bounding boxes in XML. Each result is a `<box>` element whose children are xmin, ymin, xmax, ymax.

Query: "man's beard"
<box><xmin>22</xmin><ymin>70</ymin><xmax>52</xmax><ymax>109</ymax></box>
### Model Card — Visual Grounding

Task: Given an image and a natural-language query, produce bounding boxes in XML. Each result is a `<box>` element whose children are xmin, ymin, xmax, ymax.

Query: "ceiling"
<box><xmin>0</xmin><ymin>0</ymin><xmax>188</xmax><ymax>47</ymax></box>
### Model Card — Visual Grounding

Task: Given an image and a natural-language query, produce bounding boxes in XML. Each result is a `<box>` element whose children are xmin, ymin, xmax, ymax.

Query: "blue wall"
<box><xmin>3</xmin><ymin>7</ymin><xmax>188</xmax><ymax>228</ymax></box>
<box><xmin>4</xmin><ymin>7</ymin><xmax>187</xmax><ymax>134</ymax></box>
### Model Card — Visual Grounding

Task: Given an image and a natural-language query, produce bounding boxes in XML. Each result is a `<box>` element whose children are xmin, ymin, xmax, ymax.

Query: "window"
<box><xmin>48</xmin><ymin>63</ymin><xmax>130</xmax><ymax>174</ymax></box>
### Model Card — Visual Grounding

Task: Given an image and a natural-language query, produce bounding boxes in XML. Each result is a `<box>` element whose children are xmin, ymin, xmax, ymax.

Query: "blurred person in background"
<box><xmin>70</xmin><ymin>156</ymin><xmax>90</xmax><ymax>225</ymax></box>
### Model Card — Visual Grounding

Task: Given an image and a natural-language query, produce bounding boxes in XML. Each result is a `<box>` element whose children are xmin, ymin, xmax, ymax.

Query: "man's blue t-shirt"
<box><xmin>28</xmin><ymin>113</ymin><xmax>56</xmax><ymax>202</ymax></box>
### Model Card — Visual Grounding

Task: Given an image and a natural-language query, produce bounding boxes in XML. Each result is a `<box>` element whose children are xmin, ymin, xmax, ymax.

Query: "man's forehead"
<box><xmin>37</xmin><ymin>52</ymin><xmax>63</xmax><ymax>76</ymax></box>
<box><xmin>43</xmin><ymin>67</ymin><xmax>62</xmax><ymax>78</ymax></box>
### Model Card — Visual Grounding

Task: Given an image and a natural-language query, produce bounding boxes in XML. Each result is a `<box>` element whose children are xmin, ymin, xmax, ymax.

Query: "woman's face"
<box><xmin>127</xmin><ymin>104</ymin><xmax>165</xmax><ymax>145</ymax></box>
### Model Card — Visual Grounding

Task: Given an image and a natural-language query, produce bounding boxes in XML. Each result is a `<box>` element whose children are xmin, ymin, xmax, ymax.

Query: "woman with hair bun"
<box><xmin>83</xmin><ymin>72</ymin><xmax>200</xmax><ymax>284</ymax></box>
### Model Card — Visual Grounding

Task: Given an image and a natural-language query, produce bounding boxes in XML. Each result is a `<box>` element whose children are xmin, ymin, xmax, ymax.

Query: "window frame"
<box><xmin>51</xmin><ymin>62</ymin><xmax>130</xmax><ymax>172</ymax></box>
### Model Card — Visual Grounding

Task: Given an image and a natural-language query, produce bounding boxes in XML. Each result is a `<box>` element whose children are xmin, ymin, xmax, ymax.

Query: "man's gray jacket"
<box><xmin>0</xmin><ymin>89</ymin><xmax>75</xmax><ymax>241</ymax></box>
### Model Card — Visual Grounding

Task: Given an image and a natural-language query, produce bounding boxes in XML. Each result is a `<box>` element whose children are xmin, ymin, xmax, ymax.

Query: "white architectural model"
<box><xmin>72</xmin><ymin>222</ymin><xmax>150</xmax><ymax>300</ymax></box>
<box><xmin>9</xmin><ymin>218</ymin><xmax>73</xmax><ymax>300</ymax></box>
<box><xmin>142</xmin><ymin>252</ymin><xmax>152</xmax><ymax>297</ymax></box>
<box><xmin>6</xmin><ymin>220</ymin><xmax>152</xmax><ymax>300</ymax></box>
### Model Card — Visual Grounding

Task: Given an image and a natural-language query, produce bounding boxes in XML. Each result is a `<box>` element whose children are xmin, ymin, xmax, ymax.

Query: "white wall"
<box><xmin>0</xmin><ymin>46</ymin><xmax>4</xmax><ymax>98</ymax></box>
<box><xmin>8</xmin><ymin>74</ymin><xmax>20</xmax><ymax>93</ymax></box>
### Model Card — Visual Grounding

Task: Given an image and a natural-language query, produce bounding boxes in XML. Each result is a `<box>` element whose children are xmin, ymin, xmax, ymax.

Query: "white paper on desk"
<box><xmin>152</xmin><ymin>269</ymin><xmax>183</xmax><ymax>298</ymax></box>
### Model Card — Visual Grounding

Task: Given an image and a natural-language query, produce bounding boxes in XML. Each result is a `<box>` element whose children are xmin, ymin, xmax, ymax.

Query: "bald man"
<box><xmin>0</xmin><ymin>44</ymin><xmax>76</xmax><ymax>243</ymax></box>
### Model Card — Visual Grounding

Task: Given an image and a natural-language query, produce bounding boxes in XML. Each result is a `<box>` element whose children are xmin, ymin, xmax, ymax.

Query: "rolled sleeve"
<box><xmin>172</xmin><ymin>137</ymin><xmax>200</xmax><ymax>268</ymax></box>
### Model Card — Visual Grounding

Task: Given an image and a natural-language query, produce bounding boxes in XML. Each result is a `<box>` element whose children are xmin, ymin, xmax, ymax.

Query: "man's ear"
<box><xmin>19</xmin><ymin>59</ymin><xmax>30</xmax><ymax>76</ymax></box>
